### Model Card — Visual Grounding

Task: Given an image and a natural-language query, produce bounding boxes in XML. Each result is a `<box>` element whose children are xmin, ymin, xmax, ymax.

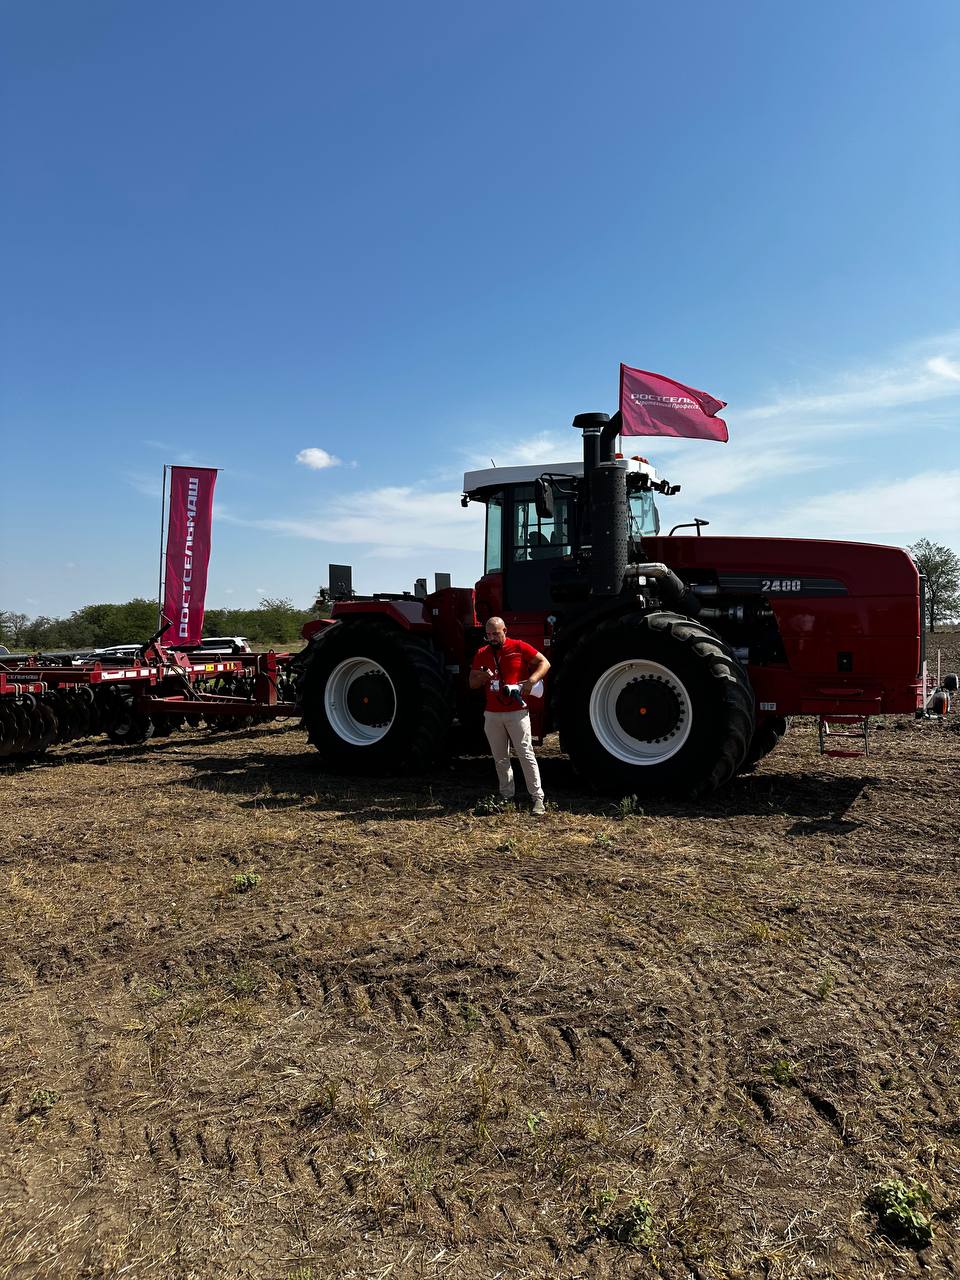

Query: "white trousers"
<box><xmin>483</xmin><ymin>710</ymin><xmax>544</xmax><ymax>802</ymax></box>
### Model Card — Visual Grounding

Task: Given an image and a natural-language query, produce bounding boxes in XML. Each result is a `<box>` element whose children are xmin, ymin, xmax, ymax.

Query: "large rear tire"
<box><xmin>299</xmin><ymin>622</ymin><xmax>454</xmax><ymax>774</ymax></box>
<box><xmin>556</xmin><ymin>610</ymin><xmax>754</xmax><ymax>797</ymax></box>
<box><xmin>740</xmin><ymin>714</ymin><xmax>791</xmax><ymax>773</ymax></box>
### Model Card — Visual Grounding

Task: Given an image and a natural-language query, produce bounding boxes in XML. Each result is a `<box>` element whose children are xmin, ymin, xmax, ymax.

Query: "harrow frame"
<box><xmin>0</xmin><ymin>645</ymin><xmax>298</xmax><ymax>760</ymax></box>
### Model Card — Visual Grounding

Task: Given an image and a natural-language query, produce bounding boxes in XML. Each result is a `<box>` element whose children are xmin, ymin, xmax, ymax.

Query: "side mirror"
<box><xmin>534</xmin><ymin>477</ymin><xmax>555</xmax><ymax>520</ymax></box>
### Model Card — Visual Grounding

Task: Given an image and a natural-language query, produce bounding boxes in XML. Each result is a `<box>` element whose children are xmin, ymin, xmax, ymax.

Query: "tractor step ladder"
<box><xmin>818</xmin><ymin>714</ymin><xmax>869</xmax><ymax>758</ymax></box>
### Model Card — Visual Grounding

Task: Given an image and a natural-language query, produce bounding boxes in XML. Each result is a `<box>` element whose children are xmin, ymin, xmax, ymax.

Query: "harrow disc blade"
<box><xmin>21</xmin><ymin>698</ymin><xmax>46</xmax><ymax>754</ymax></box>
<box><xmin>11</xmin><ymin>704</ymin><xmax>33</xmax><ymax>754</ymax></box>
<box><xmin>0</xmin><ymin>704</ymin><xmax>17</xmax><ymax>757</ymax></box>
<box><xmin>104</xmin><ymin>686</ymin><xmax>154</xmax><ymax>744</ymax></box>
<box><xmin>36</xmin><ymin>699</ymin><xmax>59</xmax><ymax>750</ymax></box>
<box><xmin>95</xmin><ymin>687</ymin><xmax>122</xmax><ymax>737</ymax></box>
<box><xmin>44</xmin><ymin>691</ymin><xmax>68</xmax><ymax>742</ymax></box>
<box><xmin>76</xmin><ymin>684</ymin><xmax>103</xmax><ymax>736</ymax></box>
<box><xmin>65</xmin><ymin>690</ymin><xmax>91</xmax><ymax>740</ymax></box>
<box><xmin>56</xmin><ymin>690</ymin><xmax>80</xmax><ymax>742</ymax></box>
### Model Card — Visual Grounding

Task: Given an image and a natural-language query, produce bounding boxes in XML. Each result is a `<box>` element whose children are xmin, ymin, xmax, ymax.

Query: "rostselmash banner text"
<box><xmin>619</xmin><ymin>364</ymin><xmax>728</xmax><ymax>442</ymax></box>
<box><xmin>163</xmin><ymin>467</ymin><xmax>218</xmax><ymax>645</ymax></box>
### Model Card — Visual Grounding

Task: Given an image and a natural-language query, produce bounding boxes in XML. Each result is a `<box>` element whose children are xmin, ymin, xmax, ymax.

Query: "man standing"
<box><xmin>469</xmin><ymin>616</ymin><xmax>551</xmax><ymax>815</ymax></box>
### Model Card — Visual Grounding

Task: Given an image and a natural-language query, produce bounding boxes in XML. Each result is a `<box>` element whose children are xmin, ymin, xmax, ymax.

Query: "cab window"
<box><xmin>484</xmin><ymin>491</ymin><xmax>503</xmax><ymax>573</ymax></box>
<box><xmin>511</xmin><ymin>484</ymin><xmax>573</xmax><ymax>562</ymax></box>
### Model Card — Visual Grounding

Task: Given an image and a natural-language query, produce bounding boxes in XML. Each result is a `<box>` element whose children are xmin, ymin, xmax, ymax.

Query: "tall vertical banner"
<box><xmin>163</xmin><ymin>467</ymin><xmax>218</xmax><ymax>645</ymax></box>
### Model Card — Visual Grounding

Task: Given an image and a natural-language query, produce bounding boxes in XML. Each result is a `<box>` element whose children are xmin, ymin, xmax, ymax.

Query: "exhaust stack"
<box><xmin>573</xmin><ymin>411</ymin><xmax>632</xmax><ymax>596</ymax></box>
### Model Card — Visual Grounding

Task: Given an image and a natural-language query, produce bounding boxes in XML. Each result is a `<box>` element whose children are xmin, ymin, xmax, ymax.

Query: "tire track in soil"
<box><xmin>312</xmin><ymin>960</ymin><xmax>643</xmax><ymax>1081</ymax></box>
<box><xmin>15</xmin><ymin>925</ymin><xmax>792</xmax><ymax>1210</ymax></box>
<box><xmin>601</xmin><ymin>917</ymin><xmax>738</xmax><ymax>1132</ymax></box>
<box><xmin>712</xmin><ymin>915</ymin><xmax>960</xmax><ymax>1144</ymax></box>
<box><xmin>304</xmin><ymin>947</ymin><xmax>737</xmax><ymax>1135</ymax></box>
<box><xmin>11</xmin><ymin>926</ymin><xmax>750</xmax><ymax>1222</ymax></box>
<box><xmin>78</xmin><ymin>1112</ymin><xmax>562</xmax><ymax>1266</ymax></box>
<box><xmin>55</xmin><ymin>946</ymin><xmax>731</xmax><ymax>1211</ymax></box>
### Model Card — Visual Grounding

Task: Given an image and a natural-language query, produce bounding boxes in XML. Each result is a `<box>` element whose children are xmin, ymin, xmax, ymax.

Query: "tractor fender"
<box><xmin>330</xmin><ymin>600</ymin><xmax>433</xmax><ymax>632</ymax></box>
<box><xmin>552</xmin><ymin>597</ymin><xmax>711</xmax><ymax>668</ymax></box>
<box><xmin>301</xmin><ymin>617</ymin><xmax>338</xmax><ymax>642</ymax></box>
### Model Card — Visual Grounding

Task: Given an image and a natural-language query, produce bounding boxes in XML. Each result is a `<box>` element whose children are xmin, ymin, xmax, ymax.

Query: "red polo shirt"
<box><xmin>471</xmin><ymin>637</ymin><xmax>541</xmax><ymax>713</ymax></box>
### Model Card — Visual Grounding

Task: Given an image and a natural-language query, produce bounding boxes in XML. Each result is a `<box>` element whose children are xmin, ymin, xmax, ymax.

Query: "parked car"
<box><xmin>173</xmin><ymin>636</ymin><xmax>253</xmax><ymax>657</ymax></box>
<box><xmin>87</xmin><ymin>644</ymin><xmax>143</xmax><ymax>663</ymax></box>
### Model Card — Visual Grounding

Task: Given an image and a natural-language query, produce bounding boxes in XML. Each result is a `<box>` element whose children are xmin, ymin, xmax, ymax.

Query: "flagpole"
<box><xmin>157</xmin><ymin>464</ymin><xmax>168</xmax><ymax>631</ymax></box>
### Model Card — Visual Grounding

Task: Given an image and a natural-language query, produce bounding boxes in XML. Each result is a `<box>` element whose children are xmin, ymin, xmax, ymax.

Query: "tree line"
<box><xmin>0</xmin><ymin>596</ymin><xmax>322</xmax><ymax>652</ymax></box>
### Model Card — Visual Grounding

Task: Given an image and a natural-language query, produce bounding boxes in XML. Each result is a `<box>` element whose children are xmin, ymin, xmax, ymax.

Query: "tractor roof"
<box><xmin>462</xmin><ymin>455</ymin><xmax>660</xmax><ymax>497</ymax></box>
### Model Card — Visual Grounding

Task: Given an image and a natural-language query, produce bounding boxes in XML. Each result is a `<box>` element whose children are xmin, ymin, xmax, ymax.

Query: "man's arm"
<box><xmin>469</xmin><ymin>665</ymin><xmax>494</xmax><ymax>691</ymax></box>
<box><xmin>469</xmin><ymin>648</ymin><xmax>495</xmax><ymax>691</ymax></box>
<box><xmin>520</xmin><ymin>651</ymin><xmax>551</xmax><ymax>696</ymax></box>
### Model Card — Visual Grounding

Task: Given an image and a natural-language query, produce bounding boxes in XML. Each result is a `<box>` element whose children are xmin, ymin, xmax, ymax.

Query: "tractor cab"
<box><xmin>462</xmin><ymin>457</ymin><xmax>664</xmax><ymax>613</ymax></box>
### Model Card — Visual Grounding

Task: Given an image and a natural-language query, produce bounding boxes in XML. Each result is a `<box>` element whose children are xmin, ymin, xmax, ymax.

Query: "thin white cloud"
<box><xmin>296</xmin><ymin>447</ymin><xmax>342</xmax><ymax>471</ymax></box>
<box><xmin>928</xmin><ymin>355</ymin><xmax>960</xmax><ymax>383</ymax></box>
<box><xmin>739</xmin><ymin>334</ymin><xmax>960</xmax><ymax>424</ymax></box>
<box><xmin>126</xmin><ymin>471</ymin><xmax>162</xmax><ymax>499</ymax></box>
<box><xmin>249</xmin><ymin>485</ymin><xmax>485</xmax><ymax>554</ymax></box>
<box><xmin>729</xmin><ymin>469</ymin><xmax>960</xmax><ymax>542</ymax></box>
<box><xmin>464</xmin><ymin>430</ymin><xmax>577</xmax><ymax>471</ymax></box>
<box><xmin>655</xmin><ymin>444</ymin><xmax>828</xmax><ymax>504</ymax></box>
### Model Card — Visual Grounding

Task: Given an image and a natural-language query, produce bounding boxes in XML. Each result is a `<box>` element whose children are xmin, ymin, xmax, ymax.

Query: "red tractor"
<box><xmin>296</xmin><ymin>412</ymin><xmax>923</xmax><ymax>795</ymax></box>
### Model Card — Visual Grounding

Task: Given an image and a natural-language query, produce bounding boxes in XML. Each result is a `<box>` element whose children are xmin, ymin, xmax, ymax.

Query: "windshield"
<box><xmin>629</xmin><ymin>490</ymin><xmax>660</xmax><ymax>539</ymax></box>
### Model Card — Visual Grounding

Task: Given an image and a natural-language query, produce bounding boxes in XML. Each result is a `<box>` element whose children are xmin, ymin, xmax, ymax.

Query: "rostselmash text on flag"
<box><xmin>620</xmin><ymin>364</ymin><xmax>728</xmax><ymax>442</ymax></box>
<box><xmin>163</xmin><ymin>467</ymin><xmax>218</xmax><ymax>645</ymax></box>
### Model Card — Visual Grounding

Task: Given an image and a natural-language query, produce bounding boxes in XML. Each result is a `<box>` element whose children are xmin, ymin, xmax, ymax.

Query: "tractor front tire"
<box><xmin>299</xmin><ymin>622</ymin><xmax>454</xmax><ymax>774</ymax></box>
<box><xmin>556</xmin><ymin>610</ymin><xmax>755</xmax><ymax>798</ymax></box>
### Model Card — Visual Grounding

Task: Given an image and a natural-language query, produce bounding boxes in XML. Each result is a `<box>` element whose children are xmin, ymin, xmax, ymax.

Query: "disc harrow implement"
<box><xmin>0</xmin><ymin>645</ymin><xmax>298</xmax><ymax>761</ymax></box>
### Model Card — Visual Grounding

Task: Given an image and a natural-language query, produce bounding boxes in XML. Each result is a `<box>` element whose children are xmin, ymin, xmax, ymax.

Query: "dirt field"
<box><xmin>2</xmin><ymin>635</ymin><xmax>959</xmax><ymax>1280</ymax></box>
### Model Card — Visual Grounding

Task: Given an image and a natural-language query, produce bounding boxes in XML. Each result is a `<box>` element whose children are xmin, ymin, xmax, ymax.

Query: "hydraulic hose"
<box><xmin>626</xmin><ymin>562</ymin><xmax>702</xmax><ymax>616</ymax></box>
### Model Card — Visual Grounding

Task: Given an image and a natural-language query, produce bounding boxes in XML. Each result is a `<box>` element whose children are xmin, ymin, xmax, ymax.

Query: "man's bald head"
<box><xmin>484</xmin><ymin>616</ymin><xmax>507</xmax><ymax>646</ymax></box>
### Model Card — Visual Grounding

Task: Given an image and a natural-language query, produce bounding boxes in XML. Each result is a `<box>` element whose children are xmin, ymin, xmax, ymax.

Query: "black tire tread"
<box><xmin>740</xmin><ymin>715</ymin><xmax>792</xmax><ymax>773</ymax></box>
<box><xmin>299</xmin><ymin>622</ymin><xmax>454</xmax><ymax>774</ymax></box>
<box><xmin>555</xmin><ymin>609</ymin><xmax>755</xmax><ymax>798</ymax></box>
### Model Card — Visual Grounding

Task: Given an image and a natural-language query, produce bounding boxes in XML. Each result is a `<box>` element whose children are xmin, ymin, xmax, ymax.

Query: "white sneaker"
<box><xmin>531</xmin><ymin>799</ymin><xmax>546</xmax><ymax>816</ymax></box>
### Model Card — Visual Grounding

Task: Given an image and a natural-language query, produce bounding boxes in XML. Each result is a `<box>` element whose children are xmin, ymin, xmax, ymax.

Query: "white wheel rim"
<box><xmin>588</xmin><ymin>659</ymin><xmax>693</xmax><ymax>765</ymax></box>
<box><xmin>324</xmin><ymin>657</ymin><xmax>397</xmax><ymax>746</ymax></box>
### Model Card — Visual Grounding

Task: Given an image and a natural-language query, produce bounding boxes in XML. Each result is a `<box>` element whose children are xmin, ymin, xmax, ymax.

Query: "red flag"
<box><xmin>620</xmin><ymin>364</ymin><xmax>728</xmax><ymax>442</ymax></box>
<box><xmin>163</xmin><ymin>467</ymin><xmax>218</xmax><ymax>645</ymax></box>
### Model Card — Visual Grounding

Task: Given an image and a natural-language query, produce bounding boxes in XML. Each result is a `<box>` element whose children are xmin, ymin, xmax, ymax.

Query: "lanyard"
<box><xmin>491</xmin><ymin>645</ymin><xmax>504</xmax><ymax>682</ymax></box>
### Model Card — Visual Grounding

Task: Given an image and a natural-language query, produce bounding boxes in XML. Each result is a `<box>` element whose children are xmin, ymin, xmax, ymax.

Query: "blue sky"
<box><xmin>2</xmin><ymin>0</ymin><xmax>958</xmax><ymax>617</ymax></box>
